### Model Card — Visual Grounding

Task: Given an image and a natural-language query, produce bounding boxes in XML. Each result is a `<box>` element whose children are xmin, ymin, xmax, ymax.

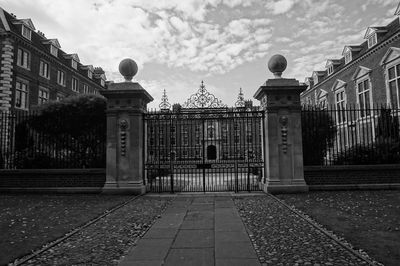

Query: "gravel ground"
<box><xmin>14</xmin><ymin>196</ymin><xmax>171</xmax><ymax>266</ymax></box>
<box><xmin>234</xmin><ymin>195</ymin><xmax>372</xmax><ymax>265</ymax></box>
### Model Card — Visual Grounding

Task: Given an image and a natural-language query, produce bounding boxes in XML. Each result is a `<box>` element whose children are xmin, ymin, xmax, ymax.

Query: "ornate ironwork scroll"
<box><xmin>159</xmin><ymin>89</ymin><xmax>171</xmax><ymax>110</ymax></box>
<box><xmin>182</xmin><ymin>81</ymin><xmax>227</xmax><ymax>108</ymax></box>
<box><xmin>235</xmin><ymin>88</ymin><xmax>245</xmax><ymax>108</ymax></box>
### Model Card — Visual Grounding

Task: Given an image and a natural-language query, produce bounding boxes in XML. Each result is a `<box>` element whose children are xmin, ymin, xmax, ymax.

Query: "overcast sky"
<box><xmin>0</xmin><ymin>0</ymin><xmax>398</xmax><ymax>108</ymax></box>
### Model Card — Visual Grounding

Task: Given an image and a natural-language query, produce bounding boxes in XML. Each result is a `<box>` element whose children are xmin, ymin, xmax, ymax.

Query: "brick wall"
<box><xmin>304</xmin><ymin>164</ymin><xmax>400</xmax><ymax>188</ymax></box>
<box><xmin>0</xmin><ymin>169</ymin><xmax>106</xmax><ymax>192</ymax></box>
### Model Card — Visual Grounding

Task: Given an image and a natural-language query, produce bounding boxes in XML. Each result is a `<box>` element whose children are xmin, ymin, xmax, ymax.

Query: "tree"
<box><xmin>301</xmin><ymin>107</ymin><xmax>337</xmax><ymax>165</ymax></box>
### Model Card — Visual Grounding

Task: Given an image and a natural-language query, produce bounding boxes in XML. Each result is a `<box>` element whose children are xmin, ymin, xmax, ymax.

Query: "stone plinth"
<box><xmin>254</xmin><ymin>77</ymin><xmax>308</xmax><ymax>194</ymax></box>
<box><xmin>100</xmin><ymin>81</ymin><xmax>153</xmax><ymax>194</ymax></box>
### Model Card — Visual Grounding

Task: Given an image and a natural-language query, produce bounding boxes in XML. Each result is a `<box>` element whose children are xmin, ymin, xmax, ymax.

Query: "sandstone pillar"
<box><xmin>100</xmin><ymin>59</ymin><xmax>153</xmax><ymax>194</ymax></box>
<box><xmin>254</xmin><ymin>55</ymin><xmax>308</xmax><ymax>194</ymax></box>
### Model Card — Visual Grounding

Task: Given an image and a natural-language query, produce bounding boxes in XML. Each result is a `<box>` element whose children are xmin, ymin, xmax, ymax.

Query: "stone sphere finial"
<box><xmin>268</xmin><ymin>54</ymin><xmax>287</xmax><ymax>78</ymax></box>
<box><xmin>119</xmin><ymin>58</ymin><xmax>138</xmax><ymax>82</ymax></box>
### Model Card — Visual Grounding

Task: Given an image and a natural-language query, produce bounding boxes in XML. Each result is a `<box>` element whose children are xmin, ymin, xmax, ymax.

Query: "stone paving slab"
<box><xmin>118</xmin><ymin>195</ymin><xmax>261</xmax><ymax>266</ymax></box>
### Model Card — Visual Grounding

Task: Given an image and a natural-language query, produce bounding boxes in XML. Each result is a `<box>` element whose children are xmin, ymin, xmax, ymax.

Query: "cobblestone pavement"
<box><xmin>17</xmin><ymin>197</ymin><xmax>171</xmax><ymax>266</ymax></box>
<box><xmin>234</xmin><ymin>195</ymin><xmax>373</xmax><ymax>266</ymax></box>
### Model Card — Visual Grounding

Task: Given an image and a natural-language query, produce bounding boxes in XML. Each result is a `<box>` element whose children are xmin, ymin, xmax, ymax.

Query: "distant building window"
<box><xmin>39</xmin><ymin>60</ymin><xmax>50</xmax><ymax>79</ymax></box>
<box><xmin>56</xmin><ymin>93</ymin><xmax>64</xmax><ymax>101</ymax></box>
<box><xmin>327</xmin><ymin>65</ymin><xmax>334</xmax><ymax>75</ymax></box>
<box><xmin>88</xmin><ymin>70</ymin><xmax>93</xmax><ymax>79</ymax></box>
<box><xmin>72</xmin><ymin>77</ymin><xmax>79</xmax><ymax>92</ymax></box>
<box><xmin>344</xmin><ymin>52</ymin><xmax>352</xmax><ymax>64</ymax></box>
<box><xmin>71</xmin><ymin>59</ymin><xmax>78</xmax><ymax>70</ymax></box>
<box><xmin>38</xmin><ymin>87</ymin><xmax>49</xmax><ymax>105</ymax></box>
<box><xmin>367</xmin><ymin>33</ymin><xmax>377</xmax><ymax>48</ymax></box>
<box><xmin>357</xmin><ymin>79</ymin><xmax>371</xmax><ymax>118</ymax></box>
<box><xmin>15</xmin><ymin>79</ymin><xmax>28</xmax><ymax>109</ymax></box>
<box><xmin>17</xmin><ymin>48</ymin><xmax>30</xmax><ymax>69</ymax></box>
<box><xmin>319</xmin><ymin>98</ymin><xmax>327</xmax><ymax>109</ymax></box>
<box><xmin>335</xmin><ymin>90</ymin><xmax>346</xmax><ymax>123</ymax></box>
<box><xmin>388</xmin><ymin>64</ymin><xmax>400</xmax><ymax>108</ymax></box>
<box><xmin>101</xmin><ymin>79</ymin><xmax>105</xmax><ymax>87</ymax></box>
<box><xmin>57</xmin><ymin>70</ymin><xmax>66</xmax><ymax>86</ymax></box>
<box><xmin>21</xmin><ymin>25</ymin><xmax>32</xmax><ymax>40</ymax></box>
<box><xmin>83</xmin><ymin>83</ymin><xmax>89</xmax><ymax>94</ymax></box>
<box><xmin>50</xmin><ymin>45</ymin><xmax>58</xmax><ymax>57</ymax></box>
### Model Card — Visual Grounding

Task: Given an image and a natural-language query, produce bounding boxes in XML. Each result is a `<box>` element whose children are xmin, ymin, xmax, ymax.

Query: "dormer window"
<box><xmin>100</xmin><ymin>79</ymin><xmax>105</xmax><ymax>87</ymax></box>
<box><xmin>50</xmin><ymin>45</ymin><xmax>58</xmax><ymax>57</ymax></box>
<box><xmin>327</xmin><ymin>65</ymin><xmax>334</xmax><ymax>75</ymax></box>
<box><xmin>71</xmin><ymin>59</ymin><xmax>78</xmax><ymax>70</ymax></box>
<box><xmin>367</xmin><ymin>33</ymin><xmax>377</xmax><ymax>48</ymax></box>
<box><xmin>88</xmin><ymin>70</ymin><xmax>93</xmax><ymax>79</ymax></box>
<box><xmin>21</xmin><ymin>25</ymin><xmax>32</xmax><ymax>40</ymax></box>
<box><xmin>344</xmin><ymin>52</ymin><xmax>352</xmax><ymax>64</ymax></box>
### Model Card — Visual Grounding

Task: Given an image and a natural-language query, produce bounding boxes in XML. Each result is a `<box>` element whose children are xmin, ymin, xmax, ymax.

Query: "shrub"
<box><xmin>14</xmin><ymin>95</ymin><xmax>107</xmax><ymax>168</ymax></box>
<box><xmin>302</xmin><ymin>107</ymin><xmax>337</xmax><ymax>165</ymax></box>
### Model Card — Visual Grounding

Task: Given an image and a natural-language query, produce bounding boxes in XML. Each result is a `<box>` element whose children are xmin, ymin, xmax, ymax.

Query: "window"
<box><xmin>319</xmin><ymin>98</ymin><xmax>327</xmax><ymax>109</ymax></box>
<box><xmin>367</xmin><ymin>33</ymin><xmax>377</xmax><ymax>48</ymax></box>
<box><xmin>15</xmin><ymin>79</ymin><xmax>28</xmax><ymax>109</ymax></box>
<box><xmin>88</xmin><ymin>70</ymin><xmax>93</xmax><ymax>79</ymax></box>
<box><xmin>344</xmin><ymin>52</ymin><xmax>352</xmax><ymax>64</ymax></box>
<box><xmin>17</xmin><ymin>48</ymin><xmax>30</xmax><ymax>69</ymax></box>
<box><xmin>101</xmin><ymin>79</ymin><xmax>105</xmax><ymax>87</ymax></box>
<box><xmin>21</xmin><ymin>25</ymin><xmax>31</xmax><ymax>40</ymax></box>
<box><xmin>327</xmin><ymin>64</ymin><xmax>334</xmax><ymax>75</ymax></box>
<box><xmin>71</xmin><ymin>77</ymin><xmax>79</xmax><ymax>92</ymax></box>
<box><xmin>388</xmin><ymin>64</ymin><xmax>400</xmax><ymax>108</ymax></box>
<box><xmin>335</xmin><ymin>90</ymin><xmax>346</xmax><ymax>123</ymax></box>
<box><xmin>71</xmin><ymin>59</ymin><xmax>78</xmax><ymax>70</ymax></box>
<box><xmin>83</xmin><ymin>83</ymin><xmax>89</xmax><ymax>94</ymax></box>
<box><xmin>50</xmin><ymin>45</ymin><xmax>58</xmax><ymax>57</ymax></box>
<box><xmin>56</xmin><ymin>93</ymin><xmax>64</xmax><ymax>101</ymax></box>
<box><xmin>38</xmin><ymin>87</ymin><xmax>49</xmax><ymax>105</ymax></box>
<box><xmin>57</xmin><ymin>70</ymin><xmax>66</xmax><ymax>86</ymax></box>
<box><xmin>39</xmin><ymin>60</ymin><xmax>50</xmax><ymax>79</ymax></box>
<box><xmin>357</xmin><ymin>79</ymin><xmax>371</xmax><ymax>117</ymax></box>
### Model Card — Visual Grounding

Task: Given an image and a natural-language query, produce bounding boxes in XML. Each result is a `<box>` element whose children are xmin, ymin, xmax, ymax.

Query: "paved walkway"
<box><xmin>119</xmin><ymin>195</ymin><xmax>260</xmax><ymax>266</ymax></box>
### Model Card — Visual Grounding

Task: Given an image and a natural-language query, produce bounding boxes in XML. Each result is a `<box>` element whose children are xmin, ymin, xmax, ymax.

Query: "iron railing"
<box><xmin>302</xmin><ymin>105</ymin><xmax>400</xmax><ymax>166</ymax></box>
<box><xmin>144</xmin><ymin>107</ymin><xmax>264</xmax><ymax>192</ymax></box>
<box><xmin>0</xmin><ymin>110</ymin><xmax>106</xmax><ymax>169</ymax></box>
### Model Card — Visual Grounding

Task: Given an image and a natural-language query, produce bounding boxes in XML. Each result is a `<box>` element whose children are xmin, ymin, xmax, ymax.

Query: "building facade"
<box><xmin>146</xmin><ymin>83</ymin><xmax>263</xmax><ymax>163</ymax></box>
<box><xmin>0</xmin><ymin>8</ymin><xmax>106</xmax><ymax>112</ymax></box>
<box><xmin>301</xmin><ymin>16</ymin><xmax>400</xmax><ymax>109</ymax></box>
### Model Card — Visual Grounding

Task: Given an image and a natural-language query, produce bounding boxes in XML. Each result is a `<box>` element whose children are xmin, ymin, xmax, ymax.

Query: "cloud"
<box><xmin>265</xmin><ymin>0</ymin><xmax>298</xmax><ymax>15</ymax></box>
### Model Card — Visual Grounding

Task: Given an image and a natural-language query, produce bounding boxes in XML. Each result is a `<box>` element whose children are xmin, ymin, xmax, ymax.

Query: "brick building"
<box><xmin>301</xmin><ymin>16</ymin><xmax>400</xmax><ymax>108</ymax></box>
<box><xmin>0</xmin><ymin>7</ymin><xmax>107</xmax><ymax>112</ymax></box>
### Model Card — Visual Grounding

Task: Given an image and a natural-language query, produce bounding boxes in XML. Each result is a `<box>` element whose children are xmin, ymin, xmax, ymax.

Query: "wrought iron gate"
<box><xmin>144</xmin><ymin>108</ymin><xmax>264</xmax><ymax>192</ymax></box>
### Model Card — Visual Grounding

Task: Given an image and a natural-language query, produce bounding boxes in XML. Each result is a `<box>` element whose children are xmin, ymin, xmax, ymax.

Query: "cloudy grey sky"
<box><xmin>0</xmin><ymin>0</ymin><xmax>398</xmax><ymax>108</ymax></box>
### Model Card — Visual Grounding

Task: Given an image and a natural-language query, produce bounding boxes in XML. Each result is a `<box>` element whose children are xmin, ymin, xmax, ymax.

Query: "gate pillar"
<box><xmin>100</xmin><ymin>59</ymin><xmax>153</xmax><ymax>194</ymax></box>
<box><xmin>254</xmin><ymin>54</ymin><xmax>308</xmax><ymax>194</ymax></box>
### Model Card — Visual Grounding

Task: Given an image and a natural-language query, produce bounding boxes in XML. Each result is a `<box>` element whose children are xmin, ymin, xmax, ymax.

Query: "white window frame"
<box><xmin>367</xmin><ymin>33</ymin><xmax>377</xmax><ymax>49</ymax></box>
<box><xmin>38</xmin><ymin>87</ymin><xmax>49</xmax><ymax>105</ymax></box>
<box><xmin>327</xmin><ymin>64</ymin><xmax>334</xmax><ymax>75</ymax></box>
<box><xmin>71</xmin><ymin>59</ymin><xmax>78</xmax><ymax>70</ymax></box>
<box><xmin>72</xmin><ymin>77</ymin><xmax>79</xmax><ymax>92</ymax></box>
<box><xmin>356</xmin><ymin>77</ymin><xmax>373</xmax><ymax>118</ymax></box>
<box><xmin>344</xmin><ymin>51</ymin><xmax>352</xmax><ymax>64</ymax></box>
<box><xmin>385</xmin><ymin>61</ymin><xmax>400</xmax><ymax>108</ymax></box>
<box><xmin>88</xmin><ymin>70</ymin><xmax>93</xmax><ymax>79</ymax></box>
<box><xmin>21</xmin><ymin>25</ymin><xmax>32</xmax><ymax>40</ymax></box>
<box><xmin>39</xmin><ymin>60</ymin><xmax>50</xmax><ymax>79</ymax></box>
<box><xmin>17</xmin><ymin>48</ymin><xmax>30</xmax><ymax>69</ymax></box>
<box><xmin>50</xmin><ymin>45</ymin><xmax>58</xmax><ymax>57</ymax></box>
<box><xmin>335</xmin><ymin>89</ymin><xmax>347</xmax><ymax>124</ymax></box>
<box><xmin>57</xmin><ymin>70</ymin><xmax>66</xmax><ymax>86</ymax></box>
<box><xmin>83</xmin><ymin>83</ymin><xmax>89</xmax><ymax>94</ymax></box>
<box><xmin>15</xmin><ymin>79</ymin><xmax>29</xmax><ymax>110</ymax></box>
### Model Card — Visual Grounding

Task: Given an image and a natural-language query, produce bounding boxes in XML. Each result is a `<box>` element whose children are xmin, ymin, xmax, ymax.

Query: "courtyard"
<box><xmin>0</xmin><ymin>190</ymin><xmax>398</xmax><ymax>265</ymax></box>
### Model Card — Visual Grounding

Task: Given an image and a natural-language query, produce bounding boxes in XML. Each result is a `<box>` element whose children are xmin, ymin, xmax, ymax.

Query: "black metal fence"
<box><xmin>0</xmin><ymin>110</ymin><xmax>106</xmax><ymax>169</ymax></box>
<box><xmin>302</xmin><ymin>105</ymin><xmax>400</xmax><ymax>166</ymax></box>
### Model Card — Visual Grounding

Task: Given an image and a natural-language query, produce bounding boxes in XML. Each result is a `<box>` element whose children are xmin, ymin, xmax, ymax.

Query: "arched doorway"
<box><xmin>207</xmin><ymin>145</ymin><xmax>217</xmax><ymax>160</ymax></box>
